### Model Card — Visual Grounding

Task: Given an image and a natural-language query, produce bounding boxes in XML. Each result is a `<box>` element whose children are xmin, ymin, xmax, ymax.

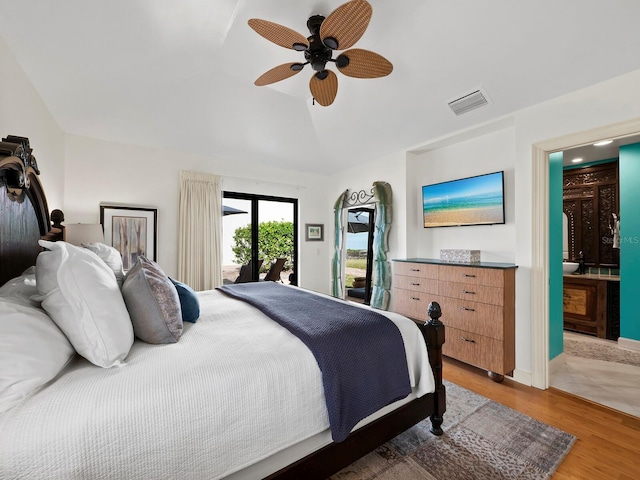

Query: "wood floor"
<box><xmin>443</xmin><ymin>357</ymin><xmax>640</xmax><ymax>479</ymax></box>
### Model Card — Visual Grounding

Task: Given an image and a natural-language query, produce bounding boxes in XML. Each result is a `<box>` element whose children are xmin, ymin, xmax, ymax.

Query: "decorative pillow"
<box><xmin>122</xmin><ymin>257</ymin><xmax>183</xmax><ymax>344</ymax></box>
<box><xmin>81</xmin><ymin>242</ymin><xmax>125</xmax><ymax>288</ymax></box>
<box><xmin>169</xmin><ymin>277</ymin><xmax>200</xmax><ymax>323</ymax></box>
<box><xmin>35</xmin><ymin>240</ymin><xmax>134</xmax><ymax>368</ymax></box>
<box><xmin>0</xmin><ymin>299</ymin><xmax>75</xmax><ymax>413</ymax></box>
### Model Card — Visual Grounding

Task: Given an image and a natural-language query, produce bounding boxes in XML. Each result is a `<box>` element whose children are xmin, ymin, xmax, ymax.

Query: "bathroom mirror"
<box><xmin>562</xmin><ymin>212</ymin><xmax>569</xmax><ymax>260</ymax></box>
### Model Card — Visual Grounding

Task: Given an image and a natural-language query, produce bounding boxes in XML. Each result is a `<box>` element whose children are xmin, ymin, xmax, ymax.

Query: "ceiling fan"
<box><xmin>248</xmin><ymin>0</ymin><xmax>392</xmax><ymax>106</ymax></box>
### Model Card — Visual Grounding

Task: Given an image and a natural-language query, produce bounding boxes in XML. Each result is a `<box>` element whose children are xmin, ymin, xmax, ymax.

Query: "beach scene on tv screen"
<box><xmin>423</xmin><ymin>172</ymin><xmax>504</xmax><ymax>227</ymax></box>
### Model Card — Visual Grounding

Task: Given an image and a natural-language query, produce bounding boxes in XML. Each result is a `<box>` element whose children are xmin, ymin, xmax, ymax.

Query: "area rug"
<box><xmin>330</xmin><ymin>381</ymin><xmax>576</xmax><ymax>480</ymax></box>
<box><xmin>564</xmin><ymin>338</ymin><xmax>640</xmax><ymax>368</ymax></box>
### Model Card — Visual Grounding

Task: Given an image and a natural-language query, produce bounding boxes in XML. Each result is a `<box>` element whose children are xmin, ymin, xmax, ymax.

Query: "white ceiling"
<box><xmin>563</xmin><ymin>134</ymin><xmax>640</xmax><ymax>166</ymax></box>
<box><xmin>1</xmin><ymin>0</ymin><xmax>640</xmax><ymax>175</ymax></box>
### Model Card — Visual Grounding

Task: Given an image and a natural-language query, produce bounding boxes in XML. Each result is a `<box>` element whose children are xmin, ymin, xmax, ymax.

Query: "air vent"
<box><xmin>448</xmin><ymin>89</ymin><xmax>489</xmax><ymax>115</ymax></box>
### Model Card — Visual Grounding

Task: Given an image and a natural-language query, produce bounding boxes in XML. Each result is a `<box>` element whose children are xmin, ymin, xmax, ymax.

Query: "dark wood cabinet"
<box><xmin>563</xmin><ymin>275</ymin><xmax>620</xmax><ymax>339</ymax></box>
<box><xmin>563</xmin><ymin>161</ymin><xmax>619</xmax><ymax>268</ymax></box>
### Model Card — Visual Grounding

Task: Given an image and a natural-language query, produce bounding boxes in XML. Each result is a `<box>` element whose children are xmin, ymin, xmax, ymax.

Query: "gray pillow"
<box><xmin>122</xmin><ymin>257</ymin><xmax>183</xmax><ymax>344</ymax></box>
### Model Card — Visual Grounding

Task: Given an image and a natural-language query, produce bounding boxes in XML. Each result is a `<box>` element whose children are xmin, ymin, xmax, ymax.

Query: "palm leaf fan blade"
<box><xmin>337</xmin><ymin>49</ymin><xmax>393</xmax><ymax>78</ymax></box>
<box><xmin>320</xmin><ymin>0</ymin><xmax>372</xmax><ymax>50</ymax></box>
<box><xmin>309</xmin><ymin>70</ymin><xmax>338</xmax><ymax>106</ymax></box>
<box><xmin>248</xmin><ymin>19</ymin><xmax>309</xmax><ymax>50</ymax></box>
<box><xmin>255</xmin><ymin>63</ymin><xmax>303</xmax><ymax>86</ymax></box>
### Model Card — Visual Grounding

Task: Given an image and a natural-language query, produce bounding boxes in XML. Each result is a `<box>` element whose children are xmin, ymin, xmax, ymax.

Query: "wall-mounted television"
<box><xmin>422</xmin><ymin>171</ymin><xmax>505</xmax><ymax>228</ymax></box>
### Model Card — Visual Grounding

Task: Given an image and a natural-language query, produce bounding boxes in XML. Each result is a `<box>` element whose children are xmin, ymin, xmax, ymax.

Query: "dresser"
<box><xmin>392</xmin><ymin>258</ymin><xmax>517</xmax><ymax>381</ymax></box>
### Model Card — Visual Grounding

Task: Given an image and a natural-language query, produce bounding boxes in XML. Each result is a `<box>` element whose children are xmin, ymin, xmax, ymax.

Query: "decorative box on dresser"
<box><xmin>392</xmin><ymin>258</ymin><xmax>517</xmax><ymax>382</ymax></box>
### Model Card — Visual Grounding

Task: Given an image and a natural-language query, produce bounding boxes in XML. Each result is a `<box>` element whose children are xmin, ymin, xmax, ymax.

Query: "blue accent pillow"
<box><xmin>169</xmin><ymin>278</ymin><xmax>200</xmax><ymax>323</ymax></box>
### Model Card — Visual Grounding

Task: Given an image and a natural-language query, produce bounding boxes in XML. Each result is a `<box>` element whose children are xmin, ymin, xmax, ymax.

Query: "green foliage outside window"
<box><xmin>232</xmin><ymin>220</ymin><xmax>294</xmax><ymax>271</ymax></box>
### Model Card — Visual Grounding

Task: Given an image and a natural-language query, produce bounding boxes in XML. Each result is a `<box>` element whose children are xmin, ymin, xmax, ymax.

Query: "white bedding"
<box><xmin>0</xmin><ymin>288</ymin><xmax>434</xmax><ymax>480</ymax></box>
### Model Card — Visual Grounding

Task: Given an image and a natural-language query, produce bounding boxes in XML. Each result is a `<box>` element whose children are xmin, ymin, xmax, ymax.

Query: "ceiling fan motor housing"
<box><xmin>305</xmin><ymin>15</ymin><xmax>333</xmax><ymax>72</ymax></box>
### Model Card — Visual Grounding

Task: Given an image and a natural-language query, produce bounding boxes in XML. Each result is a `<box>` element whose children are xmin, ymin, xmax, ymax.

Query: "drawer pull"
<box><xmin>461</xmin><ymin>336</ymin><xmax>476</xmax><ymax>343</ymax></box>
<box><xmin>462</xmin><ymin>290</ymin><xmax>476</xmax><ymax>295</ymax></box>
<box><xmin>411</xmin><ymin>282</ymin><xmax>421</xmax><ymax>286</ymax></box>
<box><xmin>411</xmin><ymin>297</ymin><xmax>420</xmax><ymax>301</ymax></box>
<box><xmin>410</xmin><ymin>268</ymin><xmax>420</xmax><ymax>272</ymax></box>
<box><xmin>463</xmin><ymin>273</ymin><xmax>476</xmax><ymax>278</ymax></box>
<box><xmin>461</xmin><ymin>306</ymin><xmax>475</xmax><ymax>312</ymax></box>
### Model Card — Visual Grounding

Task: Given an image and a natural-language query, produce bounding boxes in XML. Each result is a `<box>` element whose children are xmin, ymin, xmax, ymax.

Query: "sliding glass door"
<box><xmin>222</xmin><ymin>192</ymin><xmax>298</xmax><ymax>285</ymax></box>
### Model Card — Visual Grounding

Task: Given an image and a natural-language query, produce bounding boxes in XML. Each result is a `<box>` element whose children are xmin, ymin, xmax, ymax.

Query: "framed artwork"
<box><xmin>100</xmin><ymin>205</ymin><xmax>157</xmax><ymax>270</ymax></box>
<box><xmin>305</xmin><ymin>223</ymin><xmax>324</xmax><ymax>242</ymax></box>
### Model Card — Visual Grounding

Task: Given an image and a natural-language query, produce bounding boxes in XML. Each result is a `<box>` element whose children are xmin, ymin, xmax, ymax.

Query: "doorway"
<box><xmin>531</xmin><ymin>119</ymin><xmax>640</xmax><ymax>405</ymax></box>
<box><xmin>222</xmin><ymin>192</ymin><xmax>298</xmax><ymax>285</ymax></box>
<box><xmin>548</xmin><ymin>141</ymin><xmax>640</xmax><ymax>417</ymax></box>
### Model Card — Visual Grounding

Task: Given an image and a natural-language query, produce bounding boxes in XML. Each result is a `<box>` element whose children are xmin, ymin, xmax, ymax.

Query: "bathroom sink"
<box><xmin>562</xmin><ymin>262</ymin><xmax>579</xmax><ymax>274</ymax></box>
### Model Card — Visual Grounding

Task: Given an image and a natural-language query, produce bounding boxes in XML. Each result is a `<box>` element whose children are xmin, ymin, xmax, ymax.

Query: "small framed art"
<box><xmin>100</xmin><ymin>205</ymin><xmax>157</xmax><ymax>270</ymax></box>
<box><xmin>305</xmin><ymin>223</ymin><xmax>324</xmax><ymax>242</ymax></box>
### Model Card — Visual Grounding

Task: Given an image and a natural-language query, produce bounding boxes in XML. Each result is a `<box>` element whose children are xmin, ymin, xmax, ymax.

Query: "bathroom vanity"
<box><xmin>563</xmin><ymin>273</ymin><xmax>620</xmax><ymax>339</ymax></box>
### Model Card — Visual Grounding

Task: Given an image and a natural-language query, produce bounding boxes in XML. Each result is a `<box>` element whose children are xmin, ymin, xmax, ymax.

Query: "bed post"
<box><xmin>419</xmin><ymin>301</ymin><xmax>446</xmax><ymax>435</ymax></box>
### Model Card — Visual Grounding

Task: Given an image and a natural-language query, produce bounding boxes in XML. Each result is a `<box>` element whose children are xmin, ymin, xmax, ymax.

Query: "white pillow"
<box><xmin>0</xmin><ymin>298</ymin><xmax>75</xmax><ymax>413</ymax></box>
<box><xmin>0</xmin><ymin>266</ymin><xmax>39</xmax><ymax>307</ymax></box>
<box><xmin>81</xmin><ymin>242</ymin><xmax>125</xmax><ymax>288</ymax></box>
<box><xmin>36</xmin><ymin>240</ymin><xmax>134</xmax><ymax>368</ymax></box>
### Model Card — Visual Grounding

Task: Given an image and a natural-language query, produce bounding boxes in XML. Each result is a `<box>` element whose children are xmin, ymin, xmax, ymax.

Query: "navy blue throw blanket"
<box><xmin>218</xmin><ymin>282</ymin><xmax>411</xmax><ymax>442</ymax></box>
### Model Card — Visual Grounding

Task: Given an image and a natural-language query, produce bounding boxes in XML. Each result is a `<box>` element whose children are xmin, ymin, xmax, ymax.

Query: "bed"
<box><xmin>0</xmin><ymin>135</ymin><xmax>446</xmax><ymax>479</ymax></box>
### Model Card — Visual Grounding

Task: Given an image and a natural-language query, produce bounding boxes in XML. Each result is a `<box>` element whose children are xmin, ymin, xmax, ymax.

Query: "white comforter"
<box><xmin>0</xmin><ymin>288</ymin><xmax>434</xmax><ymax>480</ymax></box>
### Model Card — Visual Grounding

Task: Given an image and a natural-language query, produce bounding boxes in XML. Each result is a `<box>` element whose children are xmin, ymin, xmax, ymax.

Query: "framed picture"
<box><xmin>100</xmin><ymin>205</ymin><xmax>157</xmax><ymax>270</ymax></box>
<box><xmin>305</xmin><ymin>223</ymin><xmax>324</xmax><ymax>242</ymax></box>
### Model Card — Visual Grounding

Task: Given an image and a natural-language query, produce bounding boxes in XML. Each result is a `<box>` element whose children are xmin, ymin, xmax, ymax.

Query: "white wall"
<box><xmin>328</xmin><ymin>150</ymin><xmax>408</xmax><ymax>303</ymax></box>
<box><xmin>407</xmin><ymin>126</ymin><xmax>517</xmax><ymax>263</ymax></box>
<box><xmin>329</xmin><ymin>150</ymin><xmax>409</xmax><ymax>259</ymax></box>
<box><xmin>0</xmin><ymin>35</ymin><xmax>64</xmax><ymax>208</ymax></box>
<box><xmin>63</xmin><ymin>134</ymin><xmax>333</xmax><ymax>294</ymax></box>
<box><xmin>335</xmin><ymin>68</ymin><xmax>640</xmax><ymax>382</ymax></box>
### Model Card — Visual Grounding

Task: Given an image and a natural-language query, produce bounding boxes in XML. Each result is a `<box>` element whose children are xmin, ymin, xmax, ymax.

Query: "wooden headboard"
<box><xmin>0</xmin><ymin>135</ymin><xmax>62</xmax><ymax>286</ymax></box>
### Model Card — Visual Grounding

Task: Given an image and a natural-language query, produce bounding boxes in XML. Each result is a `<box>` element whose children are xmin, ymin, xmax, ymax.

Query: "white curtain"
<box><xmin>178</xmin><ymin>170</ymin><xmax>222</xmax><ymax>291</ymax></box>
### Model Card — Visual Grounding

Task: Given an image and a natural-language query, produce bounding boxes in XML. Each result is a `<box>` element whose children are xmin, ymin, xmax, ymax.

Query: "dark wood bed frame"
<box><xmin>0</xmin><ymin>135</ymin><xmax>446</xmax><ymax>480</ymax></box>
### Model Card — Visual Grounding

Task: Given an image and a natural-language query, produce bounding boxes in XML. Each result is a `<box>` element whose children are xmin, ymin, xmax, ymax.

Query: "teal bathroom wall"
<box><xmin>549</xmin><ymin>151</ymin><xmax>564</xmax><ymax>359</ymax></box>
<box><xmin>619</xmin><ymin>143</ymin><xmax>640</xmax><ymax>341</ymax></box>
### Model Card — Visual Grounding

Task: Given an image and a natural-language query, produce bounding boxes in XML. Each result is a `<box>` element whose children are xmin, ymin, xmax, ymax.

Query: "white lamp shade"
<box><xmin>65</xmin><ymin>224</ymin><xmax>105</xmax><ymax>246</ymax></box>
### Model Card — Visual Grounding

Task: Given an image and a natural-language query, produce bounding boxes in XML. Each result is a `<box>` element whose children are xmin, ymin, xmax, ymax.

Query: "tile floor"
<box><xmin>550</xmin><ymin>331</ymin><xmax>640</xmax><ymax>418</ymax></box>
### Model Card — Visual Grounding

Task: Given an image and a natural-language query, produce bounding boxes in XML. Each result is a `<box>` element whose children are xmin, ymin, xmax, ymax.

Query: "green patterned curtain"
<box><xmin>370</xmin><ymin>182</ymin><xmax>392</xmax><ymax>310</ymax></box>
<box><xmin>331</xmin><ymin>190</ymin><xmax>348</xmax><ymax>298</ymax></box>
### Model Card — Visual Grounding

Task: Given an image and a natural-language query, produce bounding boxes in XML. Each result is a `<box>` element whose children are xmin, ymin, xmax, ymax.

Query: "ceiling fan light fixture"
<box><xmin>311</xmin><ymin>60</ymin><xmax>327</xmax><ymax>71</ymax></box>
<box><xmin>336</xmin><ymin>54</ymin><xmax>350</xmax><ymax>68</ymax></box>
<box><xmin>323</xmin><ymin>37</ymin><xmax>339</xmax><ymax>49</ymax></box>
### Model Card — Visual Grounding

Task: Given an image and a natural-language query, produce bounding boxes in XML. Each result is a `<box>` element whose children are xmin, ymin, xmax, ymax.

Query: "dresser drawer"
<box><xmin>443</xmin><ymin>326</ymin><xmax>507</xmax><ymax>374</ymax></box>
<box><xmin>392</xmin><ymin>287</ymin><xmax>437</xmax><ymax>322</ymax></box>
<box><xmin>432</xmin><ymin>295</ymin><xmax>504</xmax><ymax>339</ymax></box>
<box><xmin>393</xmin><ymin>274</ymin><xmax>439</xmax><ymax>294</ymax></box>
<box><xmin>438</xmin><ymin>265</ymin><xmax>504</xmax><ymax>288</ymax></box>
<box><xmin>439</xmin><ymin>281</ymin><xmax>504</xmax><ymax>306</ymax></box>
<box><xmin>393</xmin><ymin>262</ymin><xmax>439</xmax><ymax>280</ymax></box>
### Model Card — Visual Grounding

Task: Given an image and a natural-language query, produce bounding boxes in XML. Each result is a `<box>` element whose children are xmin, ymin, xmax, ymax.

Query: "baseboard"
<box><xmin>511</xmin><ymin>368</ymin><xmax>532</xmax><ymax>387</ymax></box>
<box><xmin>618</xmin><ymin>337</ymin><xmax>640</xmax><ymax>352</ymax></box>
